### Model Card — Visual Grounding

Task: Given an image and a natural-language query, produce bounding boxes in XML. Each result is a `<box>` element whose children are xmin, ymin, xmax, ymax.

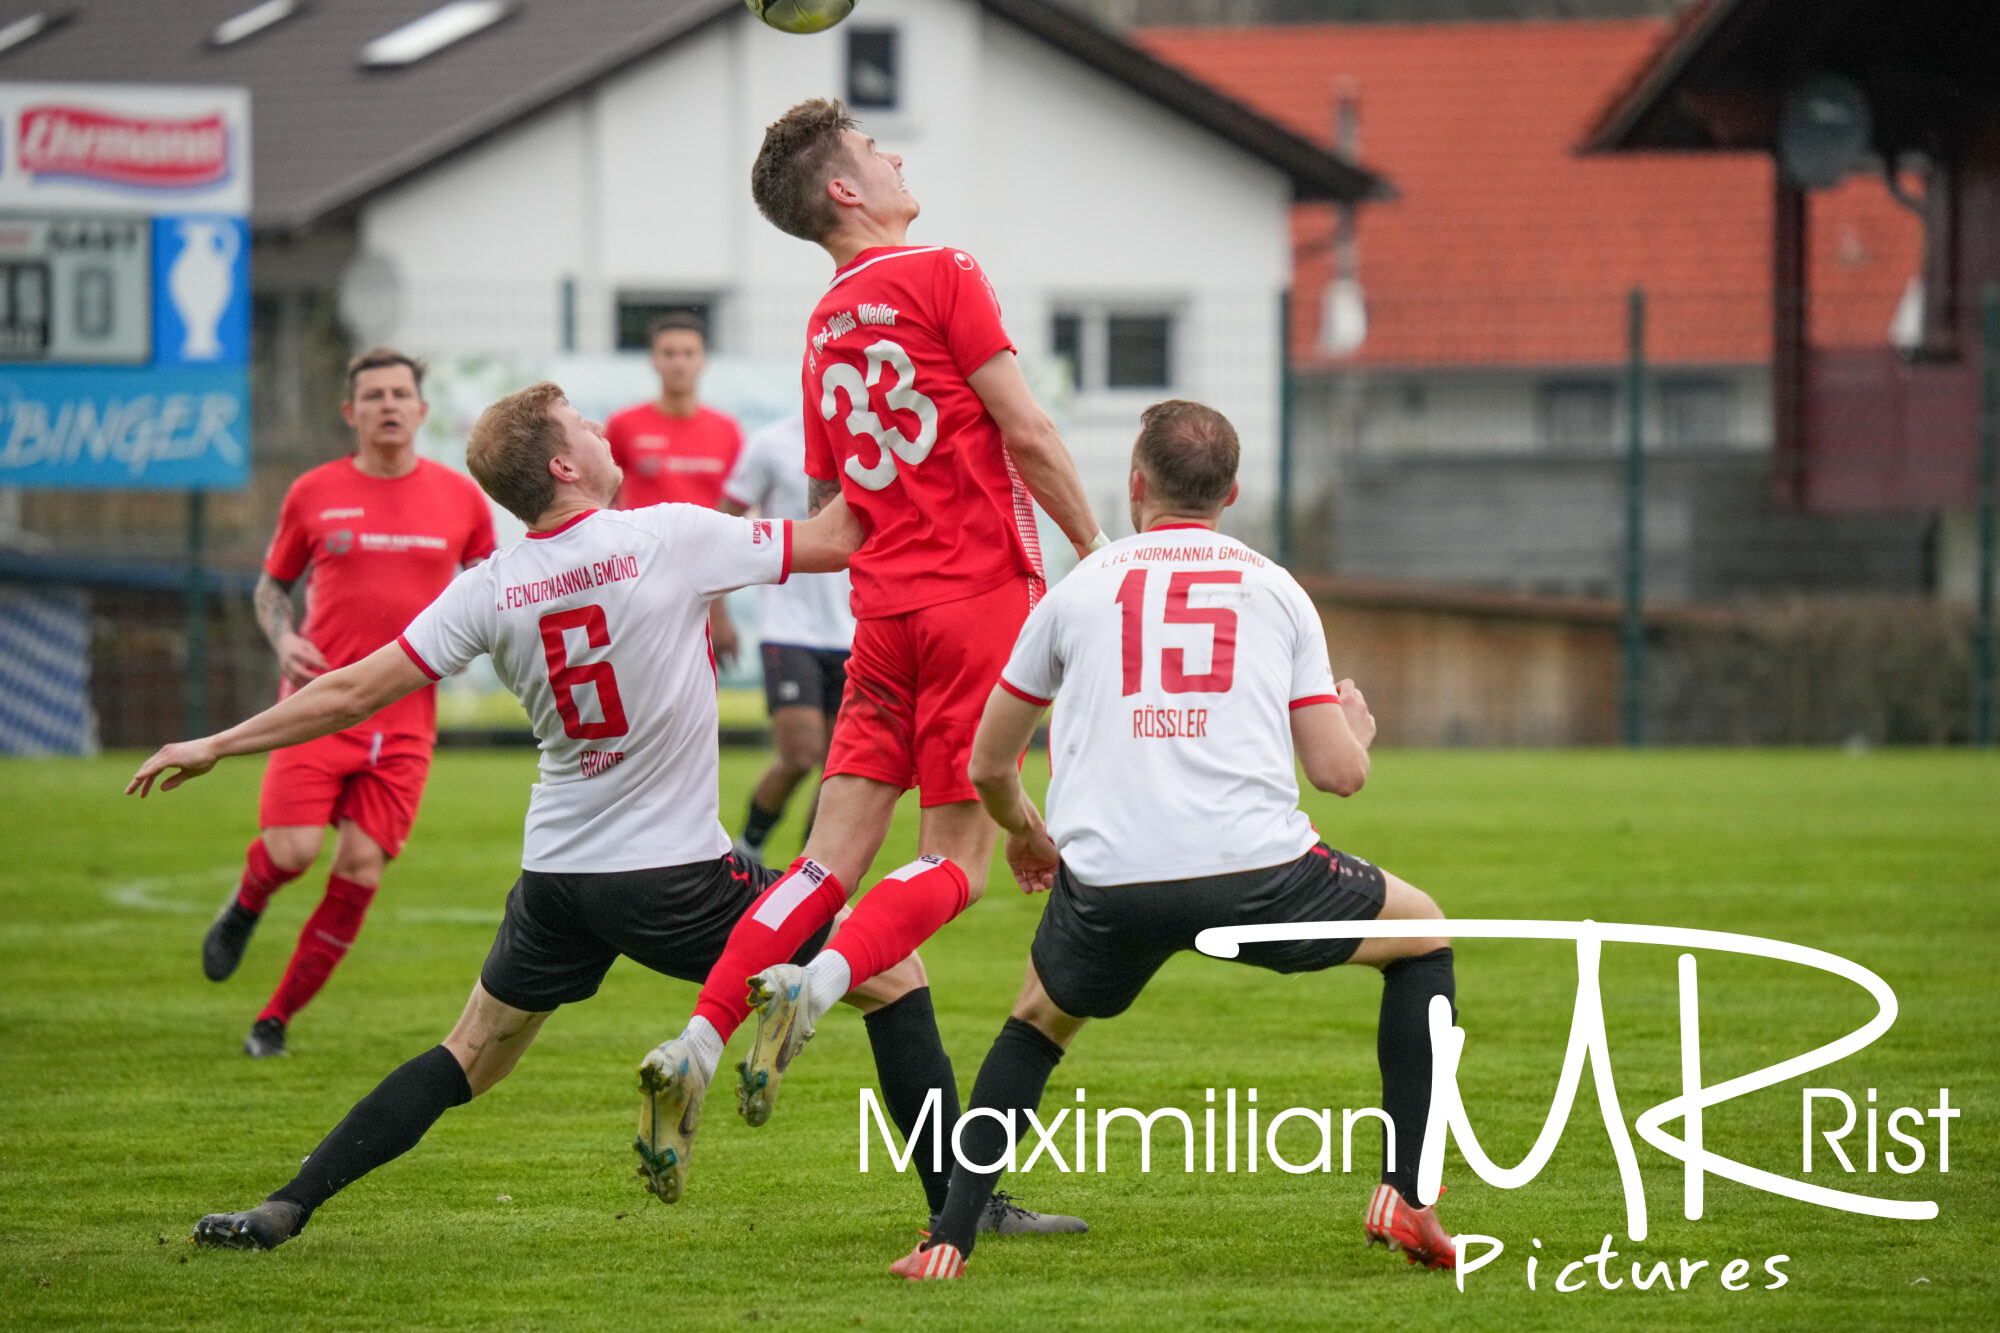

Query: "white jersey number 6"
<box><xmin>819</xmin><ymin>338</ymin><xmax>939</xmax><ymax>491</ymax></box>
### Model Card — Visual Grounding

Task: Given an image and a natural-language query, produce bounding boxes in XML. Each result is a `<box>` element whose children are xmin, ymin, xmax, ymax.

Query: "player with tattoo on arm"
<box><xmin>204</xmin><ymin>349</ymin><xmax>496</xmax><ymax>1058</ymax></box>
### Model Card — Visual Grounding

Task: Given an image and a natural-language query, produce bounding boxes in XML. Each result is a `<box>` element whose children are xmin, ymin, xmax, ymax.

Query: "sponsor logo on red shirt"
<box><xmin>324</xmin><ymin>529</ymin><xmax>354</xmax><ymax>556</ymax></box>
<box><xmin>17</xmin><ymin>106</ymin><xmax>231</xmax><ymax>189</ymax></box>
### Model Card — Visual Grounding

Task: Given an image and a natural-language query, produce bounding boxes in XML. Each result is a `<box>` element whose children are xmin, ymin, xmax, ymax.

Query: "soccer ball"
<box><xmin>744</xmin><ymin>0</ymin><xmax>856</xmax><ymax>34</ymax></box>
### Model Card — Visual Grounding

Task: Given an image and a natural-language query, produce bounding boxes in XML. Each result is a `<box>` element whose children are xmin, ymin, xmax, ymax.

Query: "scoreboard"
<box><xmin>0</xmin><ymin>83</ymin><xmax>251</xmax><ymax>491</ymax></box>
<box><xmin>0</xmin><ymin>213</ymin><xmax>152</xmax><ymax>363</ymax></box>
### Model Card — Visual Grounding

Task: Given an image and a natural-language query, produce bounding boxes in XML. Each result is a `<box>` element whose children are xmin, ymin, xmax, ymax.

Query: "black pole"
<box><xmin>184</xmin><ymin>490</ymin><xmax>208</xmax><ymax>737</ymax></box>
<box><xmin>1975</xmin><ymin>286</ymin><xmax>1998</xmax><ymax>747</ymax></box>
<box><xmin>1277</xmin><ymin>288</ymin><xmax>1295</xmax><ymax>566</ymax></box>
<box><xmin>1622</xmin><ymin>288</ymin><xmax>1646</xmax><ymax>748</ymax></box>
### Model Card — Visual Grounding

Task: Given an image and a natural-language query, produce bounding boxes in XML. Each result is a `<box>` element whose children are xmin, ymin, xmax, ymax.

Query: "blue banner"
<box><xmin>0</xmin><ymin>363</ymin><xmax>249</xmax><ymax>489</ymax></box>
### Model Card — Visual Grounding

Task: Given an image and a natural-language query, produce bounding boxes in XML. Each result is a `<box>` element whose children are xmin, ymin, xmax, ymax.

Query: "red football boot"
<box><xmin>889</xmin><ymin>1240</ymin><xmax>966</xmax><ymax>1281</ymax></box>
<box><xmin>1363</xmin><ymin>1183</ymin><xmax>1457</xmax><ymax>1270</ymax></box>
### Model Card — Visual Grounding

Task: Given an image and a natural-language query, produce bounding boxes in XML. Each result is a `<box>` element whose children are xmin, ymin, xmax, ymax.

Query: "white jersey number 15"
<box><xmin>820</xmin><ymin>338</ymin><xmax>939</xmax><ymax>492</ymax></box>
<box><xmin>1115</xmin><ymin>569</ymin><xmax>1241</xmax><ymax>696</ymax></box>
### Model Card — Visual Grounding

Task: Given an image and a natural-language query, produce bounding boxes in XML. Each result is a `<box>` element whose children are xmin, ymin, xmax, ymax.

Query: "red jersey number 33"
<box><xmin>819</xmin><ymin>338</ymin><xmax>938</xmax><ymax>491</ymax></box>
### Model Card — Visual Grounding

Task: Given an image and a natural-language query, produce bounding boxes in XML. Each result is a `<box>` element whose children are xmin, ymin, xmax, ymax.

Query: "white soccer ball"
<box><xmin>744</xmin><ymin>0</ymin><xmax>857</xmax><ymax>35</ymax></box>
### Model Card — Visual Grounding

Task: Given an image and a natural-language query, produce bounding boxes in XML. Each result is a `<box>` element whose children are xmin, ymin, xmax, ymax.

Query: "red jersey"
<box><xmin>264</xmin><ymin>456</ymin><xmax>497</xmax><ymax>740</ymax></box>
<box><xmin>605</xmin><ymin>403</ymin><xmax>744</xmax><ymax>509</ymax></box>
<box><xmin>802</xmin><ymin>245</ymin><xmax>1044</xmax><ymax>619</ymax></box>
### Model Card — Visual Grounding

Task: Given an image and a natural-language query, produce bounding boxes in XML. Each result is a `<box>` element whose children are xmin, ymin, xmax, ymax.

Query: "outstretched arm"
<box><xmin>967</xmin><ymin>351</ymin><xmax>1103</xmax><ymax>558</ymax></box>
<box><xmin>968</xmin><ymin>684</ymin><xmax>1059</xmax><ymax>893</ymax></box>
<box><xmin>789</xmin><ymin>492</ymin><xmax>865</xmax><ymax>574</ymax></box>
<box><xmin>126</xmin><ymin>642</ymin><xmax>431</xmax><ymax>797</ymax></box>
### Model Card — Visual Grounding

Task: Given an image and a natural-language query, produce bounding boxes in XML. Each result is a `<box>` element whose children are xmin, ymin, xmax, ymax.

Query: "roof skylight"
<box><xmin>211</xmin><ymin>0</ymin><xmax>303</xmax><ymax>48</ymax></box>
<box><xmin>361</xmin><ymin>1</ymin><xmax>511</xmax><ymax>69</ymax></box>
<box><xmin>0</xmin><ymin>10</ymin><xmax>67</xmax><ymax>57</ymax></box>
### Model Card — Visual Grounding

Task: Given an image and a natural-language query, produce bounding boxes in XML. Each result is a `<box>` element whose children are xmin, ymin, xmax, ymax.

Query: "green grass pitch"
<box><xmin>2</xmin><ymin>748</ymin><xmax>1995</xmax><ymax>1330</ymax></box>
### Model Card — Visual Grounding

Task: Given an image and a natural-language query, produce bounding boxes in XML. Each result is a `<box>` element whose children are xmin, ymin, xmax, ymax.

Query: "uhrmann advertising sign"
<box><xmin>0</xmin><ymin>82</ymin><xmax>251</xmax><ymax>490</ymax></box>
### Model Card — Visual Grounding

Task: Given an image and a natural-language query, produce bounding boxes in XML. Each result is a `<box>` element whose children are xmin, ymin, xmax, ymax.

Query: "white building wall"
<box><xmin>357</xmin><ymin>0</ymin><xmax>1291</xmax><ymax>544</ymax></box>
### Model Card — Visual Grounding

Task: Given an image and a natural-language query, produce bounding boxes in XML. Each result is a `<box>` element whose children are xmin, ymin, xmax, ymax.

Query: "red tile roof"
<box><xmin>1137</xmin><ymin>19</ymin><xmax>1920</xmax><ymax>370</ymax></box>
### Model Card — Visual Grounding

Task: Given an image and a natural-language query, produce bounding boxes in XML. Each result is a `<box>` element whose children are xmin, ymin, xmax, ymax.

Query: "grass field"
<box><xmin>2</xmin><ymin>748</ymin><xmax>1995</xmax><ymax>1331</ymax></box>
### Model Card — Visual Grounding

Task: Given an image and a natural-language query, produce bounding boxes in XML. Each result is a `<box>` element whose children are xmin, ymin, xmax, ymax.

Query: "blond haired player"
<box><xmin>128</xmin><ymin>383</ymin><xmax>954</xmax><ymax>1248</ymax></box>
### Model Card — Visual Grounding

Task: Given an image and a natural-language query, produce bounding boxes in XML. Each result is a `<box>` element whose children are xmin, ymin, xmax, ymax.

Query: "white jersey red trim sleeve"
<box><xmin>397</xmin><ymin>634</ymin><xmax>440</xmax><ymax>681</ymax></box>
<box><xmin>999</xmin><ymin>527</ymin><xmax>1339</xmax><ymax>885</ymax></box>
<box><xmin>997</xmin><ymin>677</ymin><xmax>1051</xmax><ymax>708</ymax></box>
<box><xmin>398</xmin><ymin>504</ymin><xmax>791</xmax><ymax>872</ymax></box>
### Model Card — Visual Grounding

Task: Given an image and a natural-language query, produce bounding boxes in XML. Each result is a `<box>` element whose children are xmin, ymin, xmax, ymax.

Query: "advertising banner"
<box><xmin>0</xmin><ymin>83</ymin><xmax>250</xmax><ymax>490</ymax></box>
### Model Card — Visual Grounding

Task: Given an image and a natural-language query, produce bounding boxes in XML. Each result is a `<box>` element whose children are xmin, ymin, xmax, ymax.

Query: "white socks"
<box><xmin>801</xmin><ymin>950</ymin><xmax>852</xmax><ymax>1027</ymax></box>
<box><xmin>682</xmin><ymin>1015</ymin><xmax>724</xmax><ymax>1083</ymax></box>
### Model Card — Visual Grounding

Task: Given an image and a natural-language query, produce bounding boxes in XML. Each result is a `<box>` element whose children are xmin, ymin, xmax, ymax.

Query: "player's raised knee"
<box><xmin>1378</xmin><ymin>873</ymin><xmax>1448</xmax><ymax>952</ymax></box>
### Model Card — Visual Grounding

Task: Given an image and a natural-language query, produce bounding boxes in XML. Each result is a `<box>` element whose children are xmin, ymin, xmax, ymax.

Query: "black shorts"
<box><xmin>761</xmin><ymin>642</ymin><xmax>849</xmax><ymax>719</ymax></box>
<box><xmin>1030</xmin><ymin>844</ymin><xmax>1388</xmax><ymax>1020</ymax></box>
<box><xmin>479</xmin><ymin>853</ymin><xmax>835</xmax><ymax>1012</ymax></box>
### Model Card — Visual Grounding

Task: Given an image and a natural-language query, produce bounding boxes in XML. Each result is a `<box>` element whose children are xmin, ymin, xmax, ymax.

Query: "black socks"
<box><xmin>1377</xmin><ymin>947</ymin><xmax>1456</xmax><ymax>1205</ymax></box>
<box><xmin>930</xmin><ymin>1016</ymin><xmax>1065</xmax><ymax>1256</ymax></box>
<box><xmin>268</xmin><ymin>1044</ymin><xmax>473</xmax><ymax>1226</ymax></box>
<box><xmin>863</xmin><ymin>987</ymin><xmax>961</xmax><ymax>1216</ymax></box>
<box><xmin>740</xmin><ymin>797</ymin><xmax>784</xmax><ymax>852</ymax></box>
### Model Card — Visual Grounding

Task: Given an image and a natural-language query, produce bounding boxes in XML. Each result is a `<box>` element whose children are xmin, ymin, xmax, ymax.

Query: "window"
<box><xmin>1538</xmin><ymin>380</ymin><xmax>1615</xmax><ymax>450</ymax></box>
<box><xmin>1051</xmin><ymin>312</ymin><xmax>1082</xmax><ymax>390</ymax></box>
<box><xmin>1659</xmin><ymin>377</ymin><xmax>1731</xmax><ymax>449</ymax></box>
<box><xmin>1051</xmin><ymin>306</ymin><xmax>1177</xmax><ymax>392</ymax></box>
<box><xmin>361</xmin><ymin>1</ymin><xmax>512</xmax><ymax>69</ymax></box>
<box><xmin>616</xmin><ymin>296</ymin><xmax>712</xmax><ymax>352</ymax></box>
<box><xmin>846</xmin><ymin>29</ymin><xmax>899</xmax><ymax>110</ymax></box>
<box><xmin>210</xmin><ymin>0</ymin><xmax>303</xmax><ymax>48</ymax></box>
<box><xmin>1106</xmin><ymin>314</ymin><xmax>1172</xmax><ymax>389</ymax></box>
<box><xmin>0</xmin><ymin>11</ymin><xmax>69</xmax><ymax>57</ymax></box>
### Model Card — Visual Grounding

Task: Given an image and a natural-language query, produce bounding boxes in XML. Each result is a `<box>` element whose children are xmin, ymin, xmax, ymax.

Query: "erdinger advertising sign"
<box><xmin>0</xmin><ymin>83</ymin><xmax>250</xmax><ymax>490</ymax></box>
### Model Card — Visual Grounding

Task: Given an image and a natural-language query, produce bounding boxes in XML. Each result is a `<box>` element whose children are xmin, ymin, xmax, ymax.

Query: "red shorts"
<box><xmin>257</xmin><ymin>728</ymin><xmax>434</xmax><ymax>858</ymax></box>
<box><xmin>824</xmin><ymin>576</ymin><xmax>1039</xmax><ymax>807</ymax></box>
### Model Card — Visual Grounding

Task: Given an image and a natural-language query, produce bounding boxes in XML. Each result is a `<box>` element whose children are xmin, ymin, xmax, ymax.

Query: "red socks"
<box><xmin>259</xmin><ymin>875</ymin><xmax>378</xmax><ymax>1024</ymax></box>
<box><xmin>692</xmin><ymin>858</ymin><xmax>849</xmax><ymax>1041</ymax></box>
<box><xmin>826</xmin><ymin>856</ymin><xmax>971</xmax><ymax>987</ymax></box>
<box><xmin>236</xmin><ymin>837</ymin><xmax>306</xmax><ymax>913</ymax></box>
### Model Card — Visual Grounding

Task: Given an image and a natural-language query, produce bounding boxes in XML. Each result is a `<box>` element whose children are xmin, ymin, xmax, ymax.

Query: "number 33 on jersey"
<box><xmin>802</xmin><ymin>245</ymin><xmax>1045</xmax><ymax>620</ymax></box>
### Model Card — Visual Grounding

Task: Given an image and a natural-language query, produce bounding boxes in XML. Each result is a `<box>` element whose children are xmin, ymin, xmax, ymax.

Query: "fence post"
<box><xmin>1277</xmin><ymin>287</ymin><xmax>1295</xmax><ymax>566</ymax></box>
<box><xmin>1976</xmin><ymin>285</ymin><xmax>1998</xmax><ymax>747</ymax></box>
<box><xmin>1622</xmin><ymin>288</ymin><xmax>1647</xmax><ymax>748</ymax></box>
<box><xmin>561</xmin><ymin>276</ymin><xmax>578</xmax><ymax>354</ymax></box>
<box><xmin>1616</xmin><ymin>286</ymin><xmax>1648</xmax><ymax>740</ymax></box>
<box><xmin>184</xmin><ymin>490</ymin><xmax>208</xmax><ymax>738</ymax></box>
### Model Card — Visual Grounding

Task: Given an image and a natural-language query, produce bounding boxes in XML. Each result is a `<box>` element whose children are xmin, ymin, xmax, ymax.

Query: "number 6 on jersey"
<box><xmin>539</xmin><ymin>605</ymin><xmax>630</xmax><ymax>740</ymax></box>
